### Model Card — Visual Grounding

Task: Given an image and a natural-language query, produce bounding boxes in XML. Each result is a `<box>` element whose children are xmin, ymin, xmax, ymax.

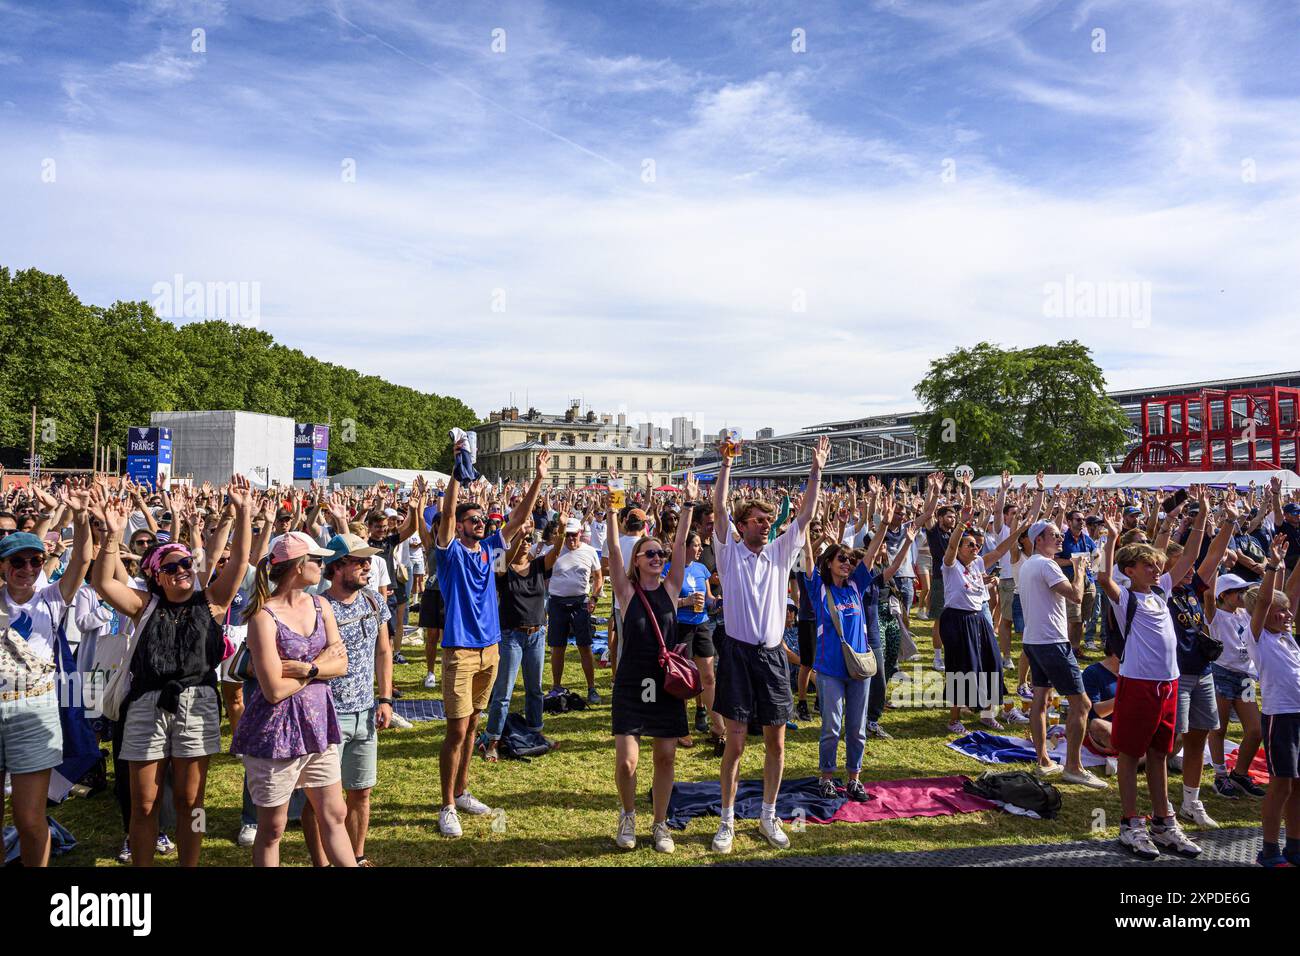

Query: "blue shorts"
<box><xmin>0</xmin><ymin>691</ymin><xmax>63</xmax><ymax>776</ymax></box>
<box><xmin>1024</xmin><ymin>642</ymin><xmax>1085</xmax><ymax>696</ymax></box>
<box><xmin>1210</xmin><ymin>663</ymin><xmax>1255</xmax><ymax>702</ymax></box>
<box><xmin>547</xmin><ymin>595</ymin><xmax>592</xmax><ymax>647</ymax></box>
<box><xmin>1264</xmin><ymin>713</ymin><xmax>1300</xmax><ymax>779</ymax></box>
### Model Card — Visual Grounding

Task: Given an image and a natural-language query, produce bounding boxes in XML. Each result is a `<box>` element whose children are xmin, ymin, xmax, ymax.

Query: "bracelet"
<box><xmin>1266</xmin><ymin>564</ymin><xmax>1281</xmax><ymax>573</ymax></box>
<box><xmin>375</xmin><ymin>697</ymin><xmax>394</xmax><ymax>706</ymax></box>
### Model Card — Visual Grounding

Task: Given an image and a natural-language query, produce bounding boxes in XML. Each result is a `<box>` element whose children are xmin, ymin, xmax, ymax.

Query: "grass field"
<box><xmin>47</xmin><ymin>600</ymin><xmax>1265</xmax><ymax>867</ymax></box>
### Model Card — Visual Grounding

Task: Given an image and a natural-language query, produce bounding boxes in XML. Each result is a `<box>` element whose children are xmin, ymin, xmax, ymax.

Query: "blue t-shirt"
<box><xmin>1058</xmin><ymin>530</ymin><xmax>1097</xmax><ymax>584</ymax></box>
<box><xmin>804</xmin><ymin>563</ymin><xmax>875</xmax><ymax>680</ymax></box>
<box><xmin>1082</xmin><ymin>661</ymin><xmax>1117</xmax><ymax>724</ymax></box>
<box><xmin>664</xmin><ymin>561</ymin><xmax>710</xmax><ymax>626</ymax></box>
<box><xmin>434</xmin><ymin>530</ymin><xmax>506</xmax><ymax>649</ymax></box>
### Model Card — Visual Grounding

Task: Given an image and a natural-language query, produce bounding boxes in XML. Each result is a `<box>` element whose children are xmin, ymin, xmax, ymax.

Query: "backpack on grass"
<box><xmin>963</xmin><ymin>770</ymin><xmax>1062</xmax><ymax>819</ymax></box>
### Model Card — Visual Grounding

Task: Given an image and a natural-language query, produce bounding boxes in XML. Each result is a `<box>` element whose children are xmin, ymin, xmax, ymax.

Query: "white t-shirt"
<box><xmin>995</xmin><ymin>526</ymin><xmax>1016</xmax><ymax>581</ymax></box>
<box><xmin>1112</xmin><ymin>572</ymin><xmax>1177</xmax><ymax>681</ymax></box>
<box><xmin>549</xmin><ymin>543</ymin><xmax>601</xmax><ymax>598</ymax></box>
<box><xmin>589</xmin><ymin>519</ymin><xmax>607</xmax><ymax>553</ymax></box>
<box><xmin>2</xmin><ymin>581</ymin><xmax>67</xmax><ymax>666</ymax></box>
<box><xmin>1246</xmin><ymin>627</ymin><xmax>1300</xmax><ymax>716</ymax></box>
<box><xmin>1019</xmin><ymin>554</ymin><xmax>1069</xmax><ymax>646</ymax></box>
<box><xmin>714</xmin><ymin>513</ymin><xmax>805</xmax><ymax>649</ymax></box>
<box><xmin>1212</xmin><ymin>607</ymin><xmax>1256</xmax><ymax>677</ymax></box>
<box><xmin>942</xmin><ymin>555</ymin><xmax>988</xmax><ymax>613</ymax></box>
<box><xmin>612</xmin><ymin>532</ymin><xmax>643</xmax><ymax>611</ymax></box>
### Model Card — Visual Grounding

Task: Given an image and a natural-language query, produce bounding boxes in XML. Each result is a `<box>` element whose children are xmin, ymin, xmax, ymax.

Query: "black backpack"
<box><xmin>542</xmin><ymin>689</ymin><xmax>588</xmax><ymax>714</ymax></box>
<box><xmin>1102</xmin><ymin>587</ymin><xmax>1150</xmax><ymax>661</ymax></box>
<box><xmin>498</xmin><ymin>713</ymin><xmax>554</xmax><ymax>761</ymax></box>
<box><xmin>964</xmin><ymin>770</ymin><xmax>1062</xmax><ymax>819</ymax></box>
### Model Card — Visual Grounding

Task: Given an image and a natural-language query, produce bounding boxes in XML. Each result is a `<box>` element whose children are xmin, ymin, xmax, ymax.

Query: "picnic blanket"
<box><xmin>1224</xmin><ymin>739</ymin><xmax>1269</xmax><ymax>785</ymax></box>
<box><xmin>949</xmin><ymin>731</ymin><xmax>1107</xmax><ymax>768</ymax></box>
<box><xmin>661</xmin><ymin>777</ymin><xmax>846</xmax><ymax>831</ymax></box>
<box><xmin>818</xmin><ymin>776</ymin><xmax>998</xmax><ymax>823</ymax></box>
<box><xmin>568</xmin><ymin>634</ymin><xmax>609</xmax><ymax>656</ymax></box>
<box><xmin>392</xmin><ymin>698</ymin><xmax>445</xmax><ymax>722</ymax></box>
<box><xmin>3</xmin><ymin>816</ymin><xmax>77</xmax><ymax>864</ymax></box>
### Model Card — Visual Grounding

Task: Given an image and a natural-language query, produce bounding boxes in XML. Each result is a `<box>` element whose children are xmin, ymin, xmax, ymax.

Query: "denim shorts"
<box><xmin>119</xmin><ymin>685</ymin><xmax>222</xmax><ymax>762</ymax></box>
<box><xmin>337</xmin><ymin>709</ymin><xmax>377</xmax><ymax>791</ymax></box>
<box><xmin>1176</xmin><ymin>671</ymin><xmax>1220</xmax><ymax>733</ymax></box>
<box><xmin>1024</xmin><ymin>642</ymin><xmax>1085</xmax><ymax>696</ymax></box>
<box><xmin>1210</xmin><ymin>663</ymin><xmax>1255</xmax><ymax>702</ymax></box>
<box><xmin>0</xmin><ymin>691</ymin><xmax>63</xmax><ymax>775</ymax></box>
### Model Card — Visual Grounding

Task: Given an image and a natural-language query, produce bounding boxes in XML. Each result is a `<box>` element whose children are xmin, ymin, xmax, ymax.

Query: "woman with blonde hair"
<box><xmin>230</xmin><ymin>530</ymin><xmax>357</xmax><ymax>867</ymax></box>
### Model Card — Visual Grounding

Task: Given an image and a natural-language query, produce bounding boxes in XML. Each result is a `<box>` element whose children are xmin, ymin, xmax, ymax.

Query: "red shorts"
<box><xmin>1111</xmin><ymin>675</ymin><xmax>1178</xmax><ymax>759</ymax></box>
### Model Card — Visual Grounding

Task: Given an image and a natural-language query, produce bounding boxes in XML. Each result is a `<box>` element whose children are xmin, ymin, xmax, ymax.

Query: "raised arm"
<box><xmin>206</xmin><ymin>476</ymin><xmax>254</xmax><ymax>613</ymax></box>
<box><xmin>1166</xmin><ymin>487</ymin><xmax>1209</xmax><ymax>585</ymax></box>
<box><xmin>664</xmin><ymin>476</ymin><xmax>699</xmax><ymax>596</ymax></box>
<box><xmin>1252</xmin><ymin>535</ymin><xmax>1287</xmax><ymax>640</ymax></box>
<box><xmin>604</xmin><ymin>497</ymin><xmax>633</xmax><ymax>609</ymax></box>
<box><xmin>1196</xmin><ymin>499</ymin><xmax>1238</xmax><ymax>588</ymax></box>
<box><xmin>882</xmin><ymin>525</ymin><xmax>920</xmax><ymax>581</ymax></box>
<box><xmin>1096</xmin><ymin>504</ymin><xmax>1123</xmax><ymax>604</ymax></box>
<box><xmin>57</xmin><ymin>479</ymin><xmax>94</xmax><ymax>605</ymax></box>
<box><xmin>502</xmin><ymin>450</ymin><xmax>549</xmax><ymax>546</ymax></box>
<box><xmin>90</xmin><ymin>491</ymin><xmax>149</xmax><ymax>620</ymax></box>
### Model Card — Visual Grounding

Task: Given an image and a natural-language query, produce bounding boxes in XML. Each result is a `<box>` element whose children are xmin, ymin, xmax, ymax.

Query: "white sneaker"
<box><xmin>1119</xmin><ymin>819</ymin><xmax>1160</xmax><ymax>860</ymax></box>
<box><xmin>388</xmin><ymin>712</ymin><xmax>414</xmax><ymax>729</ymax></box>
<box><xmin>1151</xmin><ymin>819</ymin><xmax>1202</xmax><ymax>857</ymax></box>
<box><xmin>1005</xmin><ymin>708</ymin><xmax>1029</xmax><ymax>724</ymax></box>
<box><xmin>712</xmin><ymin>820</ymin><xmax>734</xmax><ymax>853</ymax></box>
<box><xmin>933</xmin><ymin>651</ymin><xmax>944</xmax><ymax>670</ymax></box>
<box><xmin>615</xmin><ymin>811</ymin><xmax>636</xmax><ymax>850</ymax></box>
<box><xmin>758</xmin><ymin>815</ymin><xmax>790</xmax><ymax>850</ymax></box>
<box><xmin>1062</xmin><ymin>768</ymin><xmax>1109</xmax><ymax>790</ymax></box>
<box><xmin>422</xmin><ymin>672</ymin><xmax>438</xmax><ymax>690</ymax></box>
<box><xmin>1178</xmin><ymin>800</ymin><xmax>1219</xmax><ymax>829</ymax></box>
<box><xmin>438</xmin><ymin>805</ymin><xmax>463</xmax><ymax>838</ymax></box>
<box><xmin>652</xmin><ymin>822</ymin><xmax>675</xmax><ymax>854</ymax></box>
<box><xmin>454</xmin><ymin>791</ymin><xmax>492</xmax><ymax>815</ymax></box>
<box><xmin>236</xmin><ymin>823</ymin><xmax>257</xmax><ymax>848</ymax></box>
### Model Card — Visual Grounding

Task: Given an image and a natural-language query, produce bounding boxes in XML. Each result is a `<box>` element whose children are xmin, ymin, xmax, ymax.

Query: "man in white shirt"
<box><xmin>1019</xmin><ymin>521</ymin><xmax>1105</xmax><ymax>789</ymax></box>
<box><xmin>546</xmin><ymin>518</ymin><xmax>604</xmax><ymax>703</ymax></box>
<box><xmin>709</xmin><ymin>436</ymin><xmax>828</xmax><ymax>854</ymax></box>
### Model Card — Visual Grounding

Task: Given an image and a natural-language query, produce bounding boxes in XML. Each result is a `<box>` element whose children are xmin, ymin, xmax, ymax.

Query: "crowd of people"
<box><xmin>2</xmin><ymin>448</ymin><xmax>1299</xmax><ymax>866</ymax></box>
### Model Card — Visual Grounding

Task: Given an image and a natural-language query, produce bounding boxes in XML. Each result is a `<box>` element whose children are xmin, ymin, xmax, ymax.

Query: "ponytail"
<box><xmin>242</xmin><ymin>554</ymin><xmax>276</xmax><ymax>624</ymax></box>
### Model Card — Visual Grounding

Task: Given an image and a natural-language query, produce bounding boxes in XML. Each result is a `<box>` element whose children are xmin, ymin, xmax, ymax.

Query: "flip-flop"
<box><xmin>677</xmin><ymin>736</ymin><xmax>695</xmax><ymax>748</ymax></box>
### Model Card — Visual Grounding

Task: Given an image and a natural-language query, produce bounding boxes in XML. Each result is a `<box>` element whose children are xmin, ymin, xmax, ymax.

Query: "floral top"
<box><xmin>230</xmin><ymin>596</ymin><xmax>341</xmax><ymax>760</ymax></box>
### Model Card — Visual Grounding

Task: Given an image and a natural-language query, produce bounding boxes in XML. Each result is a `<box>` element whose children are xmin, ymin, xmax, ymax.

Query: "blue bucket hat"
<box><xmin>0</xmin><ymin>532</ymin><xmax>45</xmax><ymax>561</ymax></box>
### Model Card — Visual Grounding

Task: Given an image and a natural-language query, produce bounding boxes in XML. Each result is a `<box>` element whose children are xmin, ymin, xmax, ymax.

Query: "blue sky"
<box><xmin>3</xmin><ymin>0</ymin><xmax>1299</xmax><ymax>436</ymax></box>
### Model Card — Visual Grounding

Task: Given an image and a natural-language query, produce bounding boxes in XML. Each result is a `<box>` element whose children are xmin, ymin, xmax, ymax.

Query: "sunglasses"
<box><xmin>0</xmin><ymin>528</ymin><xmax>15</xmax><ymax>538</ymax></box>
<box><xmin>306</xmin><ymin>555</ymin><xmax>325</xmax><ymax>566</ymax></box>
<box><xmin>639</xmin><ymin>549</ymin><xmax>668</xmax><ymax>560</ymax></box>
<box><xmin>340</xmin><ymin>556</ymin><xmax>370</xmax><ymax>568</ymax></box>
<box><xmin>160</xmin><ymin>557</ymin><xmax>194</xmax><ymax>575</ymax></box>
<box><xmin>834</xmin><ymin>553</ymin><xmax>853</xmax><ymax>563</ymax></box>
<box><xmin>462</xmin><ymin>515</ymin><xmax>486</xmax><ymax>525</ymax></box>
<box><xmin>5</xmin><ymin>554</ymin><xmax>44</xmax><ymax>570</ymax></box>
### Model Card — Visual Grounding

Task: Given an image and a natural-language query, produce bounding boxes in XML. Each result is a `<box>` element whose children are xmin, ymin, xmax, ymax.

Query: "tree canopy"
<box><xmin>0</xmin><ymin>266</ymin><xmax>477</xmax><ymax>473</ymax></box>
<box><xmin>911</xmin><ymin>340</ymin><xmax>1132</xmax><ymax>474</ymax></box>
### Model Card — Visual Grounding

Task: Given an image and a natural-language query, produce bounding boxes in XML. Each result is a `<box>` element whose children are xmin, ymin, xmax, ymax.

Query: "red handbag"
<box><xmin>634</xmin><ymin>583</ymin><xmax>702</xmax><ymax>701</ymax></box>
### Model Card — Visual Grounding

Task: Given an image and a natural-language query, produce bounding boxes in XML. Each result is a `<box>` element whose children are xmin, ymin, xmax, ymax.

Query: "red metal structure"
<box><xmin>1121</xmin><ymin>386</ymin><xmax>1300</xmax><ymax>473</ymax></box>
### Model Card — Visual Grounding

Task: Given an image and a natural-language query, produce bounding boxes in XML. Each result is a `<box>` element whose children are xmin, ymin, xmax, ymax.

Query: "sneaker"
<box><xmin>391</xmin><ymin>687</ymin><xmax>404</xmax><ymax>699</ymax></box>
<box><xmin>454</xmin><ymin>791</ymin><xmax>492</xmax><ymax>815</ymax></box>
<box><xmin>1257</xmin><ymin>849</ymin><xmax>1294</xmax><ymax>868</ymax></box>
<box><xmin>978</xmin><ymin>716</ymin><xmax>1005</xmax><ymax>730</ymax></box>
<box><xmin>758</xmin><ymin>815</ymin><xmax>790</xmax><ymax>850</ymax></box>
<box><xmin>393</xmin><ymin>652</ymin><xmax>409</xmax><ymax>665</ymax></box>
<box><xmin>694</xmin><ymin>708</ymin><xmax>709</xmax><ymax>734</ymax></box>
<box><xmin>1017</xmin><ymin>683</ymin><xmax>1034</xmax><ymax>702</ymax></box>
<box><xmin>1229</xmin><ymin>771</ymin><xmax>1266</xmax><ymax>797</ymax></box>
<box><xmin>652</xmin><ymin>822</ymin><xmax>675</xmax><ymax>854</ymax></box>
<box><xmin>236</xmin><ymin>823</ymin><xmax>257</xmax><ymax>848</ymax></box>
<box><xmin>817</xmin><ymin>777</ymin><xmax>839</xmax><ymax>799</ymax></box>
<box><xmin>388</xmin><ymin>711</ymin><xmax>414</xmax><ymax>729</ymax></box>
<box><xmin>866</xmin><ymin>721</ymin><xmax>893</xmax><ymax>739</ymax></box>
<box><xmin>586</xmin><ymin>687</ymin><xmax>601</xmax><ymax>706</ymax></box>
<box><xmin>712</xmin><ymin>820</ymin><xmax>734</xmax><ymax>853</ymax></box>
<box><xmin>438</xmin><ymin>805</ymin><xmax>463</xmax><ymax>838</ymax></box>
<box><xmin>1062</xmin><ymin>768</ymin><xmax>1109</xmax><ymax>790</ymax></box>
<box><xmin>1119</xmin><ymin>819</ymin><xmax>1160</xmax><ymax>860</ymax></box>
<box><xmin>711</xmin><ymin>735</ymin><xmax>727</xmax><ymax>758</ymax></box>
<box><xmin>1037</xmin><ymin>762</ymin><xmax>1064</xmax><ymax>778</ymax></box>
<box><xmin>422</xmin><ymin>672</ymin><xmax>438</xmax><ymax>690</ymax></box>
<box><xmin>116</xmin><ymin>837</ymin><xmax>132</xmax><ymax>864</ymax></box>
<box><xmin>796</xmin><ymin>700</ymin><xmax>811</xmax><ymax>722</ymax></box>
<box><xmin>785</xmin><ymin>721</ymin><xmax>798</xmax><ymax>731</ymax></box>
<box><xmin>1167</xmin><ymin>753</ymin><xmax>1183</xmax><ymax>772</ymax></box>
<box><xmin>1151</xmin><ymin>819</ymin><xmax>1202</xmax><ymax>857</ymax></box>
<box><xmin>845</xmin><ymin>779</ymin><xmax>873</xmax><ymax>802</ymax></box>
<box><xmin>1005</xmin><ymin>708</ymin><xmax>1029</xmax><ymax>725</ymax></box>
<box><xmin>545</xmin><ymin>687</ymin><xmax>566</xmax><ymax>699</ymax></box>
<box><xmin>615</xmin><ymin>811</ymin><xmax>636</xmax><ymax>850</ymax></box>
<box><xmin>156</xmin><ymin>833</ymin><xmax>175</xmax><ymax>856</ymax></box>
<box><xmin>1178</xmin><ymin>800</ymin><xmax>1219</xmax><ymax>829</ymax></box>
<box><xmin>946</xmin><ymin>720</ymin><xmax>966</xmax><ymax>735</ymax></box>
<box><xmin>932</xmin><ymin>651</ymin><xmax>944</xmax><ymax>670</ymax></box>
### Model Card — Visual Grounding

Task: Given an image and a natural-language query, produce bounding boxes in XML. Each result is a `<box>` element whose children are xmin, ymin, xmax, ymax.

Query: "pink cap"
<box><xmin>270</xmin><ymin>531</ymin><xmax>334</xmax><ymax>564</ymax></box>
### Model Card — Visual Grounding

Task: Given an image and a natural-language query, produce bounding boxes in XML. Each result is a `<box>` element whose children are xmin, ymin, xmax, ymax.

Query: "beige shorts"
<box><xmin>442</xmin><ymin>644</ymin><xmax>500</xmax><ymax>720</ymax></box>
<box><xmin>998</xmin><ymin>579</ymin><xmax>1017</xmax><ymax>623</ymax></box>
<box><xmin>242</xmin><ymin>744</ymin><xmax>342</xmax><ymax>808</ymax></box>
<box><xmin>119</xmin><ymin>686</ymin><xmax>222</xmax><ymax>762</ymax></box>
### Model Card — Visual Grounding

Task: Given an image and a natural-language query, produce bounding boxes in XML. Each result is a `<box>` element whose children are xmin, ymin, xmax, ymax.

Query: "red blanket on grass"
<box><xmin>809</xmin><ymin>776</ymin><xmax>998</xmax><ymax>824</ymax></box>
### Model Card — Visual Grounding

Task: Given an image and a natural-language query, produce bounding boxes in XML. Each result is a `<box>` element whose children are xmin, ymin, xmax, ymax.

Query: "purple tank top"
<box><xmin>230</xmin><ymin>596</ymin><xmax>341</xmax><ymax>760</ymax></box>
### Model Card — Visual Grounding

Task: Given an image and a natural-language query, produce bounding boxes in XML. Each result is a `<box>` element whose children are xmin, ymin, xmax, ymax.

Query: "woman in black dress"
<box><xmin>606</xmin><ymin>476</ymin><xmax>696</xmax><ymax>854</ymax></box>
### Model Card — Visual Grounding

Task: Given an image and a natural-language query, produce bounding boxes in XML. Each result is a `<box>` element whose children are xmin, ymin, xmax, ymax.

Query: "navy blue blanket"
<box><xmin>659</xmin><ymin>777</ymin><xmax>847</xmax><ymax>831</ymax></box>
<box><xmin>392</xmin><ymin>698</ymin><xmax>445</xmax><ymax>722</ymax></box>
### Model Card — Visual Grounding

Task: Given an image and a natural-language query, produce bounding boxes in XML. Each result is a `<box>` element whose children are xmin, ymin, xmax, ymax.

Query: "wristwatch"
<box><xmin>306</xmin><ymin>664</ymin><xmax>320</xmax><ymax>680</ymax></box>
<box><xmin>375</xmin><ymin>696</ymin><xmax>393</xmax><ymax>706</ymax></box>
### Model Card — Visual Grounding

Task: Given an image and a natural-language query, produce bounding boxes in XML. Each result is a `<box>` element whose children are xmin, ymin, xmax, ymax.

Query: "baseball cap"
<box><xmin>627</xmin><ymin>508</ymin><xmax>648</xmax><ymax>523</ymax></box>
<box><xmin>1085</xmin><ymin>515</ymin><xmax>1103</xmax><ymax>525</ymax></box>
<box><xmin>488</xmin><ymin>512</ymin><xmax>504</xmax><ymax>521</ymax></box>
<box><xmin>382</xmin><ymin>508</ymin><xmax>399</xmax><ymax>518</ymax></box>
<box><xmin>1214</xmin><ymin>573</ymin><xmax>1252</xmax><ymax>598</ymax></box>
<box><xmin>1123</xmin><ymin>506</ymin><xmax>1142</xmax><ymax>516</ymax></box>
<box><xmin>270</xmin><ymin>531</ymin><xmax>334</xmax><ymax>564</ymax></box>
<box><xmin>324</xmin><ymin>533</ymin><xmax>382</xmax><ymax>565</ymax></box>
<box><xmin>0</xmin><ymin>531</ymin><xmax>44</xmax><ymax>560</ymax></box>
<box><xmin>564</xmin><ymin>519</ymin><xmax>583</xmax><ymax>534</ymax></box>
<box><xmin>1283</xmin><ymin>503</ymin><xmax>1300</xmax><ymax>516</ymax></box>
<box><xmin>1027</xmin><ymin>520</ymin><xmax>1057</xmax><ymax>545</ymax></box>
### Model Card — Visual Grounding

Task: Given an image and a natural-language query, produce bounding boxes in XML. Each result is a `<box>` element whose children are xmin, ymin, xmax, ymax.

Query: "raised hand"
<box><xmin>812</xmin><ymin>435</ymin><xmax>830</xmax><ymax>469</ymax></box>
<box><xmin>227</xmin><ymin>473</ymin><xmax>253</xmax><ymax>510</ymax></box>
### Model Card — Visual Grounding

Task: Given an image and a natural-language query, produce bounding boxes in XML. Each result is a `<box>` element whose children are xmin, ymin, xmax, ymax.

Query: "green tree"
<box><xmin>912</xmin><ymin>340</ymin><xmax>1131</xmax><ymax>474</ymax></box>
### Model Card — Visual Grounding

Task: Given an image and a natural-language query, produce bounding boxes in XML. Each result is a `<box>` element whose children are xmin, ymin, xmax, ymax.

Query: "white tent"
<box><xmin>328</xmin><ymin>466</ymin><xmax>450</xmax><ymax>490</ymax></box>
<box><xmin>970</xmin><ymin>469</ymin><xmax>1300</xmax><ymax>491</ymax></box>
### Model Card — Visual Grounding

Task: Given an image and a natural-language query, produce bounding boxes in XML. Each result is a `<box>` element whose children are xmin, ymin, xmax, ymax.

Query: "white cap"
<box><xmin>1214</xmin><ymin>573</ymin><xmax>1251</xmax><ymax>598</ymax></box>
<box><xmin>564</xmin><ymin>518</ymin><xmax>583</xmax><ymax>534</ymax></box>
<box><xmin>382</xmin><ymin>508</ymin><xmax>399</xmax><ymax>518</ymax></box>
<box><xmin>1027</xmin><ymin>520</ymin><xmax>1056</xmax><ymax>545</ymax></box>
